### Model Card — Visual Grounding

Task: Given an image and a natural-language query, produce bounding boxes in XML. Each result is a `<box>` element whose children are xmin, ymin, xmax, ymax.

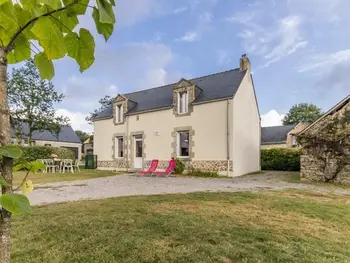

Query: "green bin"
<box><xmin>85</xmin><ymin>155</ymin><xmax>97</xmax><ymax>169</ymax></box>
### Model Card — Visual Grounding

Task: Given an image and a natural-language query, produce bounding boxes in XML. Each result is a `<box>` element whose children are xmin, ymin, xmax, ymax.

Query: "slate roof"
<box><xmin>261</xmin><ymin>125</ymin><xmax>296</xmax><ymax>145</ymax></box>
<box><xmin>95</xmin><ymin>68</ymin><xmax>247</xmax><ymax>120</ymax></box>
<box><xmin>10</xmin><ymin>122</ymin><xmax>81</xmax><ymax>144</ymax></box>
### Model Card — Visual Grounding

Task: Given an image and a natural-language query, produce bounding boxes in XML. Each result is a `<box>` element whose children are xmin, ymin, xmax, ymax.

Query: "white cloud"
<box><xmin>297</xmin><ymin>49</ymin><xmax>350</xmax><ymax>73</ymax></box>
<box><xmin>176</xmin><ymin>32</ymin><xmax>198</xmax><ymax>42</ymax></box>
<box><xmin>227</xmin><ymin>7</ymin><xmax>308</xmax><ymax>68</ymax></box>
<box><xmin>261</xmin><ymin>110</ymin><xmax>284</xmax><ymax>127</ymax></box>
<box><xmin>56</xmin><ymin>109</ymin><xmax>93</xmax><ymax>133</ymax></box>
<box><xmin>263</xmin><ymin>16</ymin><xmax>308</xmax><ymax>67</ymax></box>
<box><xmin>173</xmin><ymin>7</ymin><xmax>188</xmax><ymax>14</ymax></box>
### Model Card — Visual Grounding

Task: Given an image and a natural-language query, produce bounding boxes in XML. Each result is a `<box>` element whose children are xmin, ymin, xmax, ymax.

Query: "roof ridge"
<box><xmin>262</xmin><ymin>124</ymin><xmax>296</xmax><ymax>128</ymax></box>
<box><xmin>123</xmin><ymin>68</ymin><xmax>241</xmax><ymax>96</ymax></box>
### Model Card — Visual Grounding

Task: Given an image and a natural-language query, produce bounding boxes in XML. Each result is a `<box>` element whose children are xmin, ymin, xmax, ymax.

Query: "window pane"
<box><xmin>135</xmin><ymin>140</ymin><xmax>142</xmax><ymax>158</ymax></box>
<box><xmin>118</xmin><ymin>137</ymin><xmax>123</xmax><ymax>157</ymax></box>
<box><xmin>179</xmin><ymin>131</ymin><xmax>189</xmax><ymax>157</ymax></box>
<box><xmin>179</xmin><ymin>93</ymin><xmax>184</xmax><ymax>113</ymax></box>
<box><xmin>117</xmin><ymin>105</ymin><xmax>122</xmax><ymax>123</ymax></box>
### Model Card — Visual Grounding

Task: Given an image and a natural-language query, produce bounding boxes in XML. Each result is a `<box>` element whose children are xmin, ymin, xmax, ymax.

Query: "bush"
<box><xmin>174</xmin><ymin>158</ymin><xmax>185</xmax><ymax>174</ymax></box>
<box><xmin>261</xmin><ymin>148</ymin><xmax>301</xmax><ymax>171</ymax></box>
<box><xmin>15</xmin><ymin>146</ymin><xmax>75</xmax><ymax>164</ymax></box>
<box><xmin>187</xmin><ymin>168</ymin><xmax>219</xmax><ymax>178</ymax></box>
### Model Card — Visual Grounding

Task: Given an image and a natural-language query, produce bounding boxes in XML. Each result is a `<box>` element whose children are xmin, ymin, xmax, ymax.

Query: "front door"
<box><xmin>134</xmin><ymin>135</ymin><xmax>143</xmax><ymax>169</ymax></box>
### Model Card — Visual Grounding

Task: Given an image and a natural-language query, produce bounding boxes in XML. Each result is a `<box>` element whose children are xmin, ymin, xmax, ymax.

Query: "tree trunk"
<box><xmin>0</xmin><ymin>48</ymin><xmax>13</xmax><ymax>263</ymax></box>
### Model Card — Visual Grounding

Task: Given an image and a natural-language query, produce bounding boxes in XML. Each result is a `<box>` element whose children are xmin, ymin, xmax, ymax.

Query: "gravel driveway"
<box><xmin>27</xmin><ymin>173</ymin><xmax>350</xmax><ymax>206</ymax></box>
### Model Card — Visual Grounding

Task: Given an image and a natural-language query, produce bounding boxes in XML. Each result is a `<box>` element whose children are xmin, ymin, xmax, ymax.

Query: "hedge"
<box><xmin>261</xmin><ymin>148</ymin><xmax>301</xmax><ymax>171</ymax></box>
<box><xmin>14</xmin><ymin>146</ymin><xmax>75</xmax><ymax>164</ymax></box>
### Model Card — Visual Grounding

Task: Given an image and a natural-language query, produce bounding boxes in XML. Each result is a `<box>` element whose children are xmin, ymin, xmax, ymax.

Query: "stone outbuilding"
<box><xmin>298</xmin><ymin>95</ymin><xmax>350</xmax><ymax>184</ymax></box>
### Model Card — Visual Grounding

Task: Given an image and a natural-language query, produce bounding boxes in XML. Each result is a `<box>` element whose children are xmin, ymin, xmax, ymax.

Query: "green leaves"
<box><xmin>7</xmin><ymin>34</ymin><xmax>31</xmax><ymax>64</ymax></box>
<box><xmin>34</xmin><ymin>52</ymin><xmax>55</xmax><ymax>79</ymax></box>
<box><xmin>40</xmin><ymin>0</ymin><xmax>62</xmax><ymax>9</ymax></box>
<box><xmin>0</xmin><ymin>194</ymin><xmax>31</xmax><ymax>215</ymax></box>
<box><xmin>0</xmin><ymin>1</ymin><xmax>19</xmax><ymax>45</ymax></box>
<box><xmin>63</xmin><ymin>0</ymin><xmax>89</xmax><ymax>15</ymax></box>
<box><xmin>97</xmin><ymin>0</ymin><xmax>115</xmax><ymax>24</ymax></box>
<box><xmin>13</xmin><ymin>161</ymin><xmax>46</xmax><ymax>173</ymax></box>
<box><xmin>0</xmin><ymin>145</ymin><xmax>22</xmax><ymax>158</ymax></box>
<box><xmin>1</xmin><ymin>0</ymin><xmax>116</xmax><ymax>79</ymax></box>
<box><xmin>92</xmin><ymin>7</ymin><xmax>113</xmax><ymax>41</ymax></box>
<box><xmin>31</xmin><ymin>16</ymin><xmax>67</xmax><ymax>60</ymax></box>
<box><xmin>64</xmin><ymin>29</ymin><xmax>95</xmax><ymax>72</ymax></box>
<box><xmin>0</xmin><ymin>176</ymin><xmax>9</xmax><ymax>186</ymax></box>
<box><xmin>0</xmin><ymin>0</ymin><xmax>9</xmax><ymax>6</ymax></box>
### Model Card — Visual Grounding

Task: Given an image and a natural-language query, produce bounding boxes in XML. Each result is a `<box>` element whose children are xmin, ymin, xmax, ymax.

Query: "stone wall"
<box><xmin>97</xmin><ymin>160</ymin><xmax>129</xmax><ymax>169</ymax></box>
<box><xmin>144</xmin><ymin>159</ymin><xmax>233</xmax><ymax>173</ymax></box>
<box><xmin>300</xmin><ymin>99</ymin><xmax>350</xmax><ymax>184</ymax></box>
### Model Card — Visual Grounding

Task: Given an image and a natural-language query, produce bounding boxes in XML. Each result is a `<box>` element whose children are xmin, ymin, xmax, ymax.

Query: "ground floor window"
<box><xmin>177</xmin><ymin>131</ymin><xmax>189</xmax><ymax>157</ymax></box>
<box><xmin>115</xmin><ymin>136</ymin><xmax>124</xmax><ymax>158</ymax></box>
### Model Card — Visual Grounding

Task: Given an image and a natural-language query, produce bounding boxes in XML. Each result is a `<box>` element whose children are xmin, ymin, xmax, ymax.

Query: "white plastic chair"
<box><xmin>45</xmin><ymin>159</ymin><xmax>59</xmax><ymax>173</ymax></box>
<box><xmin>62</xmin><ymin>159</ymin><xmax>74</xmax><ymax>173</ymax></box>
<box><xmin>74</xmin><ymin>159</ymin><xmax>80</xmax><ymax>172</ymax></box>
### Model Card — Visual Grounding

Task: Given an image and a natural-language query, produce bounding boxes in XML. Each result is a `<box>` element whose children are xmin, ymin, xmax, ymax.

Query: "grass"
<box><xmin>13</xmin><ymin>169</ymin><xmax>123</xmax><ymax>186</ymax></box>
<box><xmin>275</xmin><ymin>171</ymin><xmax>350</xmax><ymax>189</ymax></box>
<box><xmin>12</xmin><ymin>190</ymin><xmax>350</xmax><ymax>263</ymax></box>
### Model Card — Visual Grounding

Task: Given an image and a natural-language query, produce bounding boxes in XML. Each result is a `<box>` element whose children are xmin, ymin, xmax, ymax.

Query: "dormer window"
<box><xmin>178</xmin><ymin>91</ymin><xmax>188</xmax><ymax>114</ymax></box>
<box><xmin>116</xmin><ymin>104</ymin><xmax>124</xmax><ymax>123</ymax></box>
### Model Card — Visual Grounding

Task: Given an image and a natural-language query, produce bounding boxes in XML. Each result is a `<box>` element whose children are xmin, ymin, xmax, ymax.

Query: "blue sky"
<box><xmin>50</xmin><ymin>0</ymin><xmax>349</xmax><ymax>132</ymax></box>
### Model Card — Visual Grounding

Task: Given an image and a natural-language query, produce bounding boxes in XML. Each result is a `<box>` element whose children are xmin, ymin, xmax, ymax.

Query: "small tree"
<box><xmin>75</xmin><ymin>130</ymin><xmax>90</xmax><ymax>143</ymax></box>
<box><xmin>0</xmin><ymin>1</ymin><xmax>116</xmax><ymax>261</ymax></box>
<box><xmin>283</xmin><ymin>103</ymin><xmax>323</xmax><ymax>125</ymax></box>
<box><xmin>8</xmin><ymin>59</ymin><xmax>69</xmax><ymax>146</ymax></box>
<box><xmin>86</xmin><ymin>95</ymin><xmax>113</xmax><ymax>124</ymax></box>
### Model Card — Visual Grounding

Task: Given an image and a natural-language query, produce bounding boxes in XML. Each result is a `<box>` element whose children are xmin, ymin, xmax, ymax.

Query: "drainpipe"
<box><xmin>226</xmin><ymin>99</ymin><xmax>230</xmax><ymax>176</ymax></box>
<box><xmin>126</xmin><ymin>114</ymin><xmax>129</xmax><ymax>172</ymax></box>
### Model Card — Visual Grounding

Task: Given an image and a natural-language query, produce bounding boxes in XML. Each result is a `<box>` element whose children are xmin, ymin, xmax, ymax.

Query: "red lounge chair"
<box><xmin>137</xmin><ymin>159</ymin><xmax>158</xmax><ymax>176</ymax></box>
<box><xmin>154</xmin><ymin>159</ymin><xmax>176</xmax><ymax>177</ymax></box>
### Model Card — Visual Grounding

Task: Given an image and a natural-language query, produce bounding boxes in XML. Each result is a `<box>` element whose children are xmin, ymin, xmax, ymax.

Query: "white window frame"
<box><xmin>114</xmin><ymin>136</ymin><xmax>124</xmax><ymax>158</ymax></box>
<box><xmin>291</xmin><ymin>135</ymin><xmax>297</xmax><ymax>146</ymax></box>
<box><xmin>178</xmin><ymin>91</ymin><xmax>188</xmax><ymax>114</ymax></box>
<box><xmin>116</xmin><ymin>104</ymin><xmax>124</xmax><ymax>123</ymax></box>
<box><xmin>177</xmin><ymin>131</ymin><xmax>190</xmax><ymax>158</ymax></box>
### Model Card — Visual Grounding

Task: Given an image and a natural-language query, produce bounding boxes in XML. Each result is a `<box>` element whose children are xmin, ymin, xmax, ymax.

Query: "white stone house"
<box><xmin>93</xmin><ymin>55</ymin><xmax>261</xmax><ymax>177</ymax></box>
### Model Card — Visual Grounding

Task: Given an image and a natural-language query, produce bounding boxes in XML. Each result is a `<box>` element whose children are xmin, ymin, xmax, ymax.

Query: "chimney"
<box><xmin>239</xmin><ymin>54</ymin><xmax>251</xmax><ymax>72</ymax></box>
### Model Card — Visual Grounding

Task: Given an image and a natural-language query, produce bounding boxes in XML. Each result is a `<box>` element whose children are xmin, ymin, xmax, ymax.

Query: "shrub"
<box><xmin>261</xmin><ymin>148</ymin><xmax>301</xmax><ymax>171</ymax></box>
<box><xmin>187</xmin><ymin>168</ymin><xmax>219</xmax><ymax>178</ymax></box>
<box><xmin>15</xmin><ymin>146</ymin><xmax>75</xmax><ymax>164</ymax></box>
<box><xmin>174</xmin><ymin>158</ymin><xmax>185</xmax><ymax>174</ymax></box>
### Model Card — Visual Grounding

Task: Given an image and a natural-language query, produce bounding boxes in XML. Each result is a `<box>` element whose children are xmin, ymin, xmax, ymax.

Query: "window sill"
<box><xmin>177</xmin><ymin>156</ymin><xmax>190</xmax><ymax>160</ymax></box>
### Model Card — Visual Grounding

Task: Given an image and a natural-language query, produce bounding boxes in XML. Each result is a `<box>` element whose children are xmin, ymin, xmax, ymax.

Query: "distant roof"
<box><xmin>261</xmin><ymin>125</ymin><xmax>296</xmax><ymax>144</ymax></box>
<box><xmin>95</xmin><ymin>68</ymin><xmax>247</xmax><ymax>120</ymax></box>
<box><xmin>10</xmin><ymin>122</ymin><xmax>81</xmax><ymax>144</ymax></box>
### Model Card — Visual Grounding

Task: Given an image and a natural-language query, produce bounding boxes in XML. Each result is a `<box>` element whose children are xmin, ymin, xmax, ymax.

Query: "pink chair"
<box><xmin>137</xmin><ymin>159</ymin><xmax>158</xmax><ymax>176</ymax></box>
<box><xmin>154</xmin><ymin>159</ymin><xmax>176</xmax><ymax>177</ymax></box>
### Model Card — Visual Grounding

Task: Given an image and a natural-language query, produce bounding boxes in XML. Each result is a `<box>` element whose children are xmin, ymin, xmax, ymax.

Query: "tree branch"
<box><xmin>4</xmin><ymin>0</ymin><xmax>81</xmax><ymax>53</ymax></box>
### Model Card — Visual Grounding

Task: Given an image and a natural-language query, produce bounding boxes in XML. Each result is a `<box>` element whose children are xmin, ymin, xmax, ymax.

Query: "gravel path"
<box><xmin>27</xmin><ymin>174</ymin><xmax>350</xmax><ymax>206</ymax></box>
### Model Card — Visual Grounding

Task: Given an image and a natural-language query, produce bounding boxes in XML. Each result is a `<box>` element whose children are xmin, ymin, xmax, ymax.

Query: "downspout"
<box><xmin>126</xmin><ymin>114</ymin><xmax>129</xmax><ymax>172</ymax></box>
<box><xmin>226</xmin><ymin>99</ymin><xmax>230</xmax><ymax>176</ymax></box>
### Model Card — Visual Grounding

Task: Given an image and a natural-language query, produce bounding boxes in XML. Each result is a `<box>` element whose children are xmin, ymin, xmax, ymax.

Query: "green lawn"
<box><xmin>12</xmin><ymin>190</ymin><xmax>350</xmax><ymax>263</ymax></box>
<box><xmin>13</xmin><ymin>169</ymin><xmax>123</xmax><ymax>186</ymax></box>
